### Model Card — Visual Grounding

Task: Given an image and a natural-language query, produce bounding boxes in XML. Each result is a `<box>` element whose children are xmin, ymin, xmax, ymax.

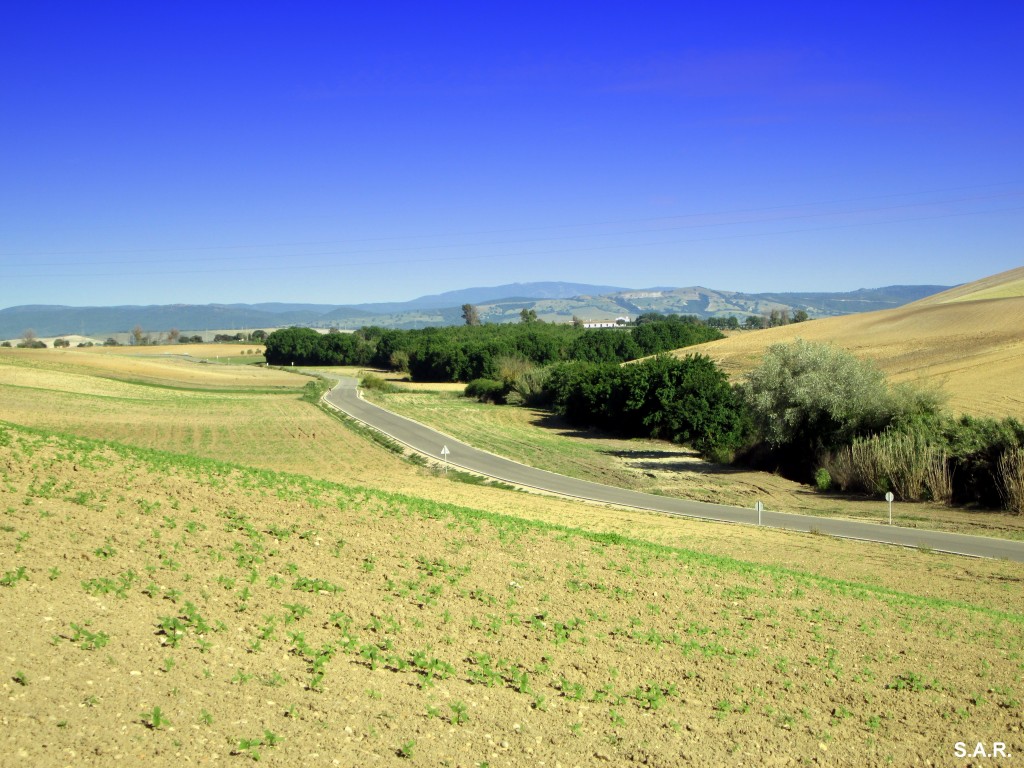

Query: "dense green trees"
<box><xmin>519</xmin><ymin>308</ymin><xmax>538</xmax><ymax>323</ymax></box>
<box><xmin>263</xmin><ymin>327</ymin><xmax>323</xmax><ymax>365</ymax></box>
<box><xmin>632</xmin><ymin>318</ymin><xmax>721</xmax><ymax>355</ymax></box>
<box><xmin>740</xmin><ymin>340</ymin><xmax>942</xmax><ymax>473</ymax></box>
<box><xmin>742</xmin><ymin>340</ymin><xmax>918</xmax><ymax>452</ymax></box>
<box><xmin>567</xmin><ymin>330</ymin><xmax>641</xmax><ymax>363</ymax></box>
<box><xmin>264</xmin><ymin>317</ymin><xmax>723</xmax><ymax>381</ymax></box>
<box><xmin>707</xmin><ymin>316</ymin><xmax>740</xmax><ymax>330</ymax></box>
<box><xmin>544</xmin><ymin>355</ymin><xmax>746</xmax><ymax>457</ymax></box>
<box><xmin>263</xmin><ymin>327</ymin><xmax>373</xmax><ymax>366</ymax></box>
<box><xmin>317</xmin><ymin>331</ymin><xmax>374</xmax><ymax>366</ymax></box>
<box><xmin>740</xmin><ymin>340</ymin><xmax>1023</xmax><ymax>511</ymax></box>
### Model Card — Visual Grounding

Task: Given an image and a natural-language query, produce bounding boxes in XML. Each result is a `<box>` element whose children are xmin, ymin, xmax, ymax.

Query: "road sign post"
<box><xmin>755</xmin><ymin>500</ymin><xmax>763</xmax><ymax>526</ymax></box>
<box><xmin>885</xmin><ymin>491</ymin><xmax>894</xmax><ymax>525</ymax></box>
<box><xmin>440</xmin><ymin>445</ymin><xmax>450</xmax><ymax>474</ymax></box>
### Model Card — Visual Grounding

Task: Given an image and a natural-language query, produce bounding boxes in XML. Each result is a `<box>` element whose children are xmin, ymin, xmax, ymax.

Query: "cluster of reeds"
<box><xmin>823</xmin><ymin>431</ymin><xmax>952</xmax><ymax>504</ymax></box>
<box><xmin>998</xmin><ymin>448</ymin><xmax>1024</xmax><ymax>515</ymax></box>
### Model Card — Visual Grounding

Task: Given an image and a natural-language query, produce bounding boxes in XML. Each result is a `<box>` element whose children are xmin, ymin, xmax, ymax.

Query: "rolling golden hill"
<box><xmin>675</xmin><ymin>266</ymin><xmax>1024</xmax><ymax>419</ymax></box>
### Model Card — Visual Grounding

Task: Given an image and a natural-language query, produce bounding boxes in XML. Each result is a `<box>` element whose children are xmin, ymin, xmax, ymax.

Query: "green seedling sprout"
<box><xmin>140</xmin><ymin>705</ymin><xmax>170</xmax><ymax>730</ymax></box>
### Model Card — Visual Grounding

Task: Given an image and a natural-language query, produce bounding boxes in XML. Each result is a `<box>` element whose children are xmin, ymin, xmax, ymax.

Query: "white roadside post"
<box><xmin>885</xmin><ymin>491</ymin><xmax>894</xmax><ymax>525</ymax></box>
<box><xmin>755</xmin><ymin>500</ymin><xmax>763</xmax><ymax>526</ymax></box>
<box><xmin>441</xmin><ymin>445</ymin><xmax>450</xmax><ymax>474</ymax></box>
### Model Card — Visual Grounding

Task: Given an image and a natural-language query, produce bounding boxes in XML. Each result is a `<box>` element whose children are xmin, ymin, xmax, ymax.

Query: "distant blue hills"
<box><xmin>0</xmin><ymin>281</ymin><xmax>949</xmax><ymax>339</ymax></box>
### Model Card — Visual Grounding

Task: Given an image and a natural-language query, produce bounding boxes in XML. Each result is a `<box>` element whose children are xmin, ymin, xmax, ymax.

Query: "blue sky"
<box><xmin>2</xmin><ymin>2</ymin><xmax>1021</xmax><ymax>307</ymax></box>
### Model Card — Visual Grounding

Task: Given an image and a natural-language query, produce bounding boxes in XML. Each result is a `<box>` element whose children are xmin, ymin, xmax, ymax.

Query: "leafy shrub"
<box><xmin>512</xmin><ymin>367</ymin><xmax>551</xmax><ymax>407</ymax></box>
<box><xmin>998</xmin><ymin>448</ymin><xmax>1024</xmax><ymax>515</ymax></box>
<box><xmin>465</xmin><ymin>378</ymin><xmax>507</xmax><ymax>404</ymax></box>
<box><xmin>742</xmin><ymin>340</ymin><xmax>943</xmax><ymax>478</ymax></box>
<box><xmin>746</xmin><ymin>341</ymin><xmax>910</xmax><ymax>449</ymax></box>
<box><xmin>361</xmin><ymin>374</ymin><xmax>399</xmax><ymax>393</ymax></box>
<box><xmin>814</xmin><ymin>468</ymin><xmax>832</xmax><ymax>491</ymax></box>
<box><xmin>819</xmin><ymin>448</ymin><xmax>853</xmax><ymax>491</ymax></box>
<box><xmin>494</xmin><ymin>355</ymin><xmax>535</xmax><ymax>386</ymax></box>
<box><xmin>544</xmin><ymin>355</ymin><xmax>747</xmax><ymax>457</ymax></box>
<box><xmin>389</xmin><ymin>350</ymin><xmax>410</xmax><ymax>373</ymax></box>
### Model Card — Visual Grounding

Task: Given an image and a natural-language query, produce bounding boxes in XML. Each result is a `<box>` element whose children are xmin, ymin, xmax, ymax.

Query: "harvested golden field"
<box><xmin>0</xmin><ymin>347</ymin><xmax>290</xmax><ymax>389</ymax></box>
<box><xmin>914</xmin><ymin>265</ymin><xmax>1024</xmax><ymax>306</ymax></box>
<box><xmin>2</xmin><ymin>423</ymin><xmax>1023</xmax><ymax>767</ymax></box>
<box><xmin>674</xmin><ymin>268</ymin><xmax>1024</xmax><ymax>419</ymax></box>
<box><xmin>0</xmin><ymin>351</ymin><xmax>405</xmax><ymax>487</ymax></box>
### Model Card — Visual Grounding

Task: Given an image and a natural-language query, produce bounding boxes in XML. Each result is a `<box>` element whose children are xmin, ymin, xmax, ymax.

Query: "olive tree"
<box><xmin>743</xmin><ymin>340</ymin><xmax>896</xmax><ymax>452</ymax></box>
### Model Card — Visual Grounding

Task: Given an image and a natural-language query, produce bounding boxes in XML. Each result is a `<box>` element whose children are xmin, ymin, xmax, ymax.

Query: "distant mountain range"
<box><xmin>0</xmin><ymin>282</ymin><xmax>950</xmax><ymax>340</ymax></box>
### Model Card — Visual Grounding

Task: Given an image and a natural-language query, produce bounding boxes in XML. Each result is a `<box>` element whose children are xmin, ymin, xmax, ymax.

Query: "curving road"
<box><xmin>324</xmin><ymin>377</ymin><xmax>1024</xmax><ymax>562</ymax></box>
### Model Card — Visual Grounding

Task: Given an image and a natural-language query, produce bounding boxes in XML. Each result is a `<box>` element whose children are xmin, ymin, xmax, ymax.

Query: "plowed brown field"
<box><xmin>2</xmin><ymin>424</ymin><xmax>1023</xmax><ymax>767</ymax></box>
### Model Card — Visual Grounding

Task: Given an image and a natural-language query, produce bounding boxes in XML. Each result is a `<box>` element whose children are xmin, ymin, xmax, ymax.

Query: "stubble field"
<box><xmin>2</xmin><ymin>348</ymin><xmax>1024</xmax><ymax>766</ymax></box>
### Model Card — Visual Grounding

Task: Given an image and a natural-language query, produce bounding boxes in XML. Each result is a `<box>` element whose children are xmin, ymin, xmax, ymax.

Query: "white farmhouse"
<box><xmin>582</xmin><ymin>317</ymin><xmax>631</xmax><ymax>329</ymax></box>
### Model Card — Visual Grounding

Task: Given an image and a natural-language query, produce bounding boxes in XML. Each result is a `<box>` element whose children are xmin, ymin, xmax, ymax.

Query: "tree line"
<box><xmin>543</xmin><ymin>355</ymin><xmax>746</xmax><ymax>457</ymax></box>
<box><xmin>263</xmin><ymin>316</ymin><xmax>723</xmax><ymax>380</ymax></box>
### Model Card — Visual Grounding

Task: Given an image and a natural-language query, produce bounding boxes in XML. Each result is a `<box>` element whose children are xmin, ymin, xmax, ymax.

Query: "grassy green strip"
<box><xmin>310</xmin><ymin>383</ymin><xmax>519</xmax><ymax>490</ymax></box>
<box><xmin>110</xmin><ymin>378</ymin><xmax>297</xmax><ymax>395</ymax></box>
<box><xmin>301</xmin><ymin>377</ymin><xmax>331</xmax><ymax>404</ymax></box>
<box><xmin>313</xmin><ymin>397</ymin><xmax>409</xmax><ymax>458</ymax></box>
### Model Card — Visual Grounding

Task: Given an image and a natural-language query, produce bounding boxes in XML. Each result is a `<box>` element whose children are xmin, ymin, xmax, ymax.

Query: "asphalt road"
<box><xmin>324</xmin><ymin>377</ymin><xmax>1024</xmax><ymax>563</ymax></box>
